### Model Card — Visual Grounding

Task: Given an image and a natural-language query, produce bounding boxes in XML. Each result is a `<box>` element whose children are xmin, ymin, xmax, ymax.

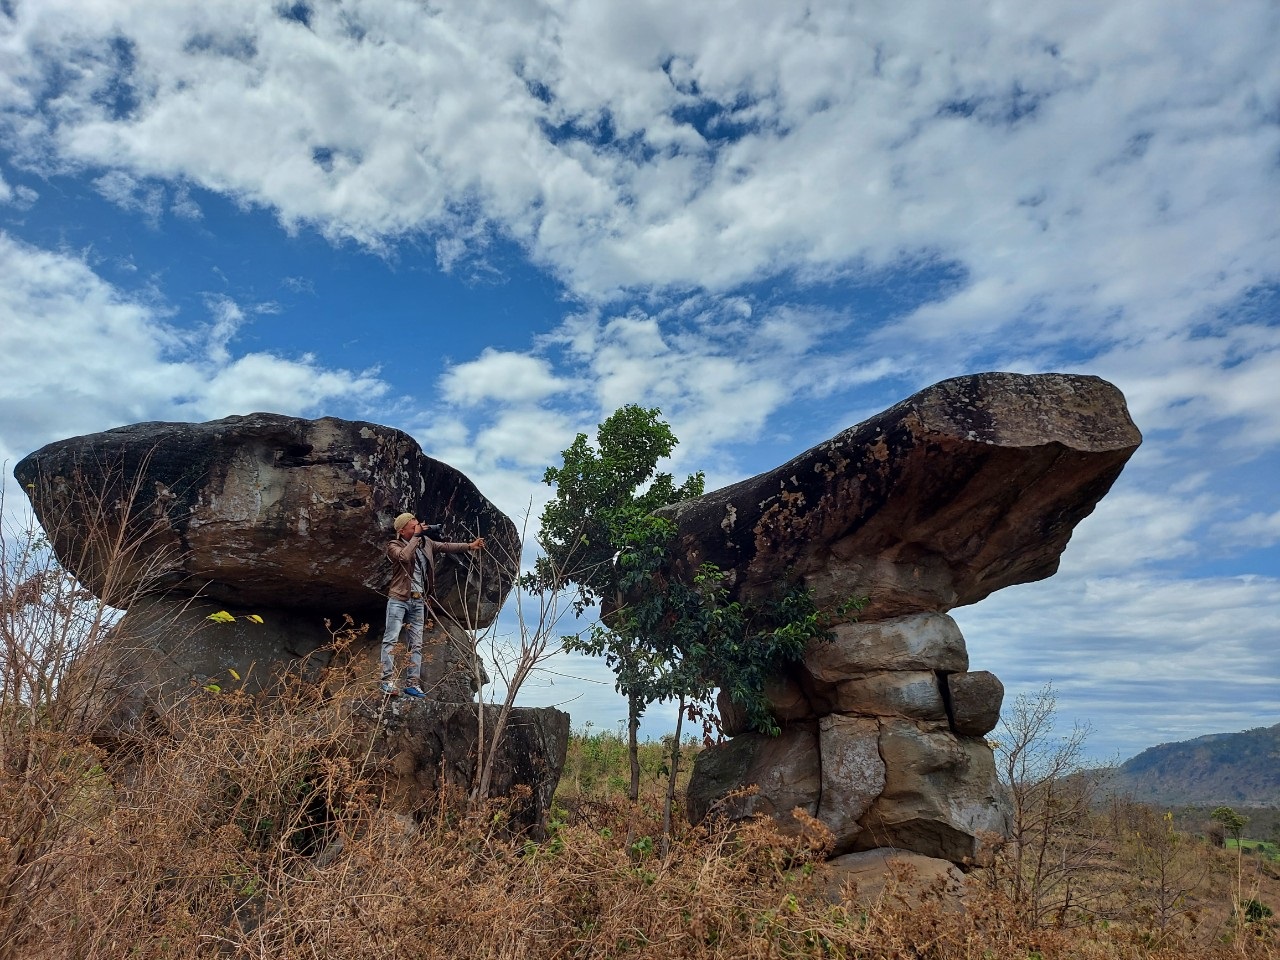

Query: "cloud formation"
<box><xmin>0</xmin><ymin>232</ymin><xmax>388</xmax><ymax>469</ymax></box>
<box><xmin>1</xmin><ymin>0</ymin><xmax>1276</xmax><ymax>757</ymax></box>
<box><xmin>4</xmin><ymin>1</ymin><xmax>1274</xmax><ymax>305</ymax></box>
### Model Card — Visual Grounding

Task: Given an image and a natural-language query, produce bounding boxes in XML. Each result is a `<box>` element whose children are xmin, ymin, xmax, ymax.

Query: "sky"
<box><xmin>1</xmin><ymin>0</ymin><xmax>1277</xmax><ymax>762</ymax></box>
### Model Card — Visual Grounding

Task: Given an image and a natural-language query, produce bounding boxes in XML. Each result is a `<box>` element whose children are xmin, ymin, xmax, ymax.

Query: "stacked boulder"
<box><xmin>671</xmin><ymin>373</ymin><xmax>1142</xmax><ymax>864</ymax></box>
<box><xmin>15</xmin><ymin>413</ymin><xmax>567</xmax><ymax>829</ymax></box>
<box><xmin>16</xmin><ymin>412</ymin><xmax>519</xmax><ymax>701</ymax></box>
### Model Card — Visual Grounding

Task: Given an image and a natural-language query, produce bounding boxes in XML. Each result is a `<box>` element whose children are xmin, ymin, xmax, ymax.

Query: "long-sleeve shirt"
<box><xmin>385</xmin><ymin>534</ymin><xmax>474</xmax><ymax>601</ymax></box>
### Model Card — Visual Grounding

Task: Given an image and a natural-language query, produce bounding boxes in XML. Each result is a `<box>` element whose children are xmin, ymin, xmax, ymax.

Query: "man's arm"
<box><xmin>435</xmin><ymin>537</ymin><xmax>484</xmax><ymax>554</ymax></box>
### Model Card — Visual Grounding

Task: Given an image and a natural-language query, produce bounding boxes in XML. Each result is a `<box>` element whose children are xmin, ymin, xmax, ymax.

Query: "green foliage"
<box><xmin>534</xmin><ymin>403</ymin><xmax>704</xmax><ymax>616</ymax></box>
<box><xmin>1243</xmin><ymin>898</ymin><xmax>1273</xmax><ymax>923</ymax></box>
<box><xmin>534</xmin><ymin>405</ymin><xmax>706</xmax><ymax>801</ymax></box>
<box><xmin>1211</xmin><ymin>805</ymin><xmax>1249</xmax><ymax>842</ymax></box>
<box><xmin>559</xmin><ymin>727</ymin><xmax>699</xmax><ymax>800</ymax></box>
<box><xmin>1227</xmin><ymin>838</ymin><xmax>1279</xmax><ymax>861</ymax></box>
<box><xmin>537</xmin><ymin>405</ymin><xmax>848</xmax><ymax>743</ymax></box>
<box><xmin>620</xmin><ymin>548</ymin><xmax>839</xmax><ymax>736</ymax></box>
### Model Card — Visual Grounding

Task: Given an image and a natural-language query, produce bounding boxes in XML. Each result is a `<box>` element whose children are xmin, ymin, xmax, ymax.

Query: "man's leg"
<box><xmin>404</xmin><ymin>599</ymin><xmax>425</xmax><ymax>686</ymax></box>
<box><xmin>381</xmin><ymin>600</ymin><xmax>408</xmax><ymax>683</ymax></box>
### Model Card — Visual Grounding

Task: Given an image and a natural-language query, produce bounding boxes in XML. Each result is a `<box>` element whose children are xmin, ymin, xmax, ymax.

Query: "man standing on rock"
<box><xmin>381</xmin><ymin>512</ymin><xmax>484</xmax><ymax>697</ymax></box>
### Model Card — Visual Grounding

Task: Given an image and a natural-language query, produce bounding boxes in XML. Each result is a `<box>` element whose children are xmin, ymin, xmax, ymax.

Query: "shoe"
<box><xmin>402</xmin><ymin>685</ymin><xmax>426</xmax><ymax>698</ymax></box>
<box><xmin>379</xmin><ymin>682</ymin><xmax>400</xmax><ymax>696</ymax></box>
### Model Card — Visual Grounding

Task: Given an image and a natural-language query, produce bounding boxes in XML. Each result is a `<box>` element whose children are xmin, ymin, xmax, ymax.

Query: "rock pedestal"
<box><xmin>15</xmin><ymin>413</ymin><xmax>519</xmax><ymax>699</ymax></box>
<box><xmin>349</xmin><ymin>699</ymin><xmax>570</xmax><ymax>834</ymax></box>
<box><xmin>15</xmin><ymin>413</ymin><xmax>565</xmax><ymax>826</ymax></box>
<box><xmin>676</xmin><ymin>373</ymin><xmax>1141</xmax><ymax>864</ymax></box>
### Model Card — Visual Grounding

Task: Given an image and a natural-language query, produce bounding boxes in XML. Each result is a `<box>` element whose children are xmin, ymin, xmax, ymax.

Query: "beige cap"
<box><xmin>393</xmin><ymin>512</ymin><xmax>416</xmax><ymax>533</ymax></box>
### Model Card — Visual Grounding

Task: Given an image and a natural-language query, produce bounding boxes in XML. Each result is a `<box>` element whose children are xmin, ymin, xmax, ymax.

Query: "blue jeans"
<box><xmin>381</xmin><ymin>598</ymin><xmax>425</xmax><ymax>684</ymax></box>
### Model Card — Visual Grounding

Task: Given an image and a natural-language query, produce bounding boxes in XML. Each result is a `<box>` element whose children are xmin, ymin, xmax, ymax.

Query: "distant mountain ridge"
<box><xmin>1114</xmin><ymin>722</ymin><xmax>1280</xmax><ymax>806</ymax></box>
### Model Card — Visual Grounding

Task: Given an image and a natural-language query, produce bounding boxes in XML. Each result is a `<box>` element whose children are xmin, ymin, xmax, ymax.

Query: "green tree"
<box><xmin>1211</xmin><ymin>805</ymin><xmax>1248</xmax><ymax>843</ymax></box>
<box><xmin>536</xmin><ymin>405</ymin><xmax>839</xmax><ymax>813</ymax></box>
<box><xmin>535</xmin><ymin>405</ymin><xmax>704</xmax><ymax>802</ymax></box>
<box><xmin>1211</xmin><ymin>805</ymin><xmax>1252</xmax><ymax>924</ymax></box>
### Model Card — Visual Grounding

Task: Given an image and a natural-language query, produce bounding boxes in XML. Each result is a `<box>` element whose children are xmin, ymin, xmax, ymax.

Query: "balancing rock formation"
<box><xmin>15</xmin><ymin>413</ymin><xmax>567</xmax><ymax>829</ymax></box>
<box><xmin>673</xmin><ymin>372</ymin><xmax>1142</xmax><ymax>865</ymax></box>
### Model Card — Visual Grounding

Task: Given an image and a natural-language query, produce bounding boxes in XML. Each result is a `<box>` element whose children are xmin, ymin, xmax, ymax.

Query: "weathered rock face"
<box><xmin>14</xmin><ymin>414</ymin><xmax>564</xmax><ymax>827</ymax></box>
<box><xmin>102</xmin><ymin>596</ymin><xmax>481</xmax><ymax>730</ymax></box>
<box><xmin>15</xmin><ymin>412</ymin><xmax>518</xmax><ymax>706</ymax></box>
<box><xmin>659</xmin><ymin>372</ymin><xmax>1141</xmax><ymax>621</ymax></box>
<box><xmin>821</xmin><ymin>847</ymin><xmax>967</xmax><ymax>907</ymax></box>
<box><xmin>683</xmin><ymin>373</ymin><xmax>1140</xmax><ymax>864</ymax></box>
<box><xmin>14</xmin><ymin>413</ymin><xmax>518</xmax><ymax>623</ymax></box>
<box><xmin>348</xmin><ymin>699</ymin><xmax>571</xmax><ymax>834</ymax></box>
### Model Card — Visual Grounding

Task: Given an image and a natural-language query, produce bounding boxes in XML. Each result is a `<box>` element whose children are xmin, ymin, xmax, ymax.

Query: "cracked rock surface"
<box><xmin>681</xmin><ymin>373</ymin><xmax>1140</xmax><ymax>863</ymax></box>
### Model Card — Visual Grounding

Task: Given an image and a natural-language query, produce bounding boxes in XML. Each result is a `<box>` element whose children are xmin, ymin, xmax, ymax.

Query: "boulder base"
<box><xmin>685</xmin><ymin>725</ymin><xmax>820</xmax><ymax>830</ymax></box>
<box><xmin>349</xmin><ymin>699</ymin><xmax>570</xmax><ymax>834</ymax></box>
<box><xmin>822</xmin><ymin>848</ymin><xmax>966</xmax><ymax>907</ymax></box>
<box><xmin>683</xmin><ymin>373</ymin><xmax>1137</xmax><ymax>866</ymax></box>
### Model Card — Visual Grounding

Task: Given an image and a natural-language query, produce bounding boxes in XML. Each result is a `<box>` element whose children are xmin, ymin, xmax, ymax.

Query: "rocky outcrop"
<box><xmin>659</xmin><ymin>372</ymin><xmax>1140</xmax><ymax>620</ymax></box>
<box><xmin>349</xmin><ymin>699</ymin><xmax>570</xmax><ymax>834</ymax></box>
<box><xmin>14</xmin><ymin>413</ymin><xmax>518</xmax><ymax>621</ymax></box>
<box><xmin>681</xmin><ymin>373</ymin><xmax>1141</xmax><ymax>864</ymax></box>
<box><xmin>14</xmin><ymin>414</ymin><xmax>564</xmax><ymax>827</ymax></box>
<box><xmin>15</xmin><ymin>414</ymin><xmax>520</xmax><ymax>700</ymax></box>
<box><xmin>821</xmin><ymin>847</ymin><xmax>967</xmax><ymax>907</ymax></box>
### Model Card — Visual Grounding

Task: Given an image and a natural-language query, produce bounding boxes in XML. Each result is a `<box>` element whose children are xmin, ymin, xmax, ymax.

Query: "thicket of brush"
<box><xmin>2</xmin><ymin>484</ymin><xmax>1277</xmax><ymax>959</ymax></box>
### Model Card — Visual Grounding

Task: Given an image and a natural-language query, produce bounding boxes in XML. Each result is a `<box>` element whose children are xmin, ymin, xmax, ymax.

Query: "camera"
<box><xmin>420</xmin><ymin>522</ymin><xmax>447</xmax><ymax>542</ymax></box>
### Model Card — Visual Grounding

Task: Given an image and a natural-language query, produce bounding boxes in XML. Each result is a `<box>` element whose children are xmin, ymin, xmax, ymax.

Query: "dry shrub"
<box><xmin>4</xmin><ymin>480</ymin><xmax>1279</xmax><ymax>959</ymax></box>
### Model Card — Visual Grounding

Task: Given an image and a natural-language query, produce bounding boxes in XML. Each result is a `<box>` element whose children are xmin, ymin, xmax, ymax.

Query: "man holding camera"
<box><xmin>381</xmin><ymin>512</ymin><xmax>485</xmax><ymax>697</ymax></box>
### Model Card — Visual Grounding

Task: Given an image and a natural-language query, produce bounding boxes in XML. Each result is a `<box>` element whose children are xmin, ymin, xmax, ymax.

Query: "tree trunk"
<box><xmin>627</xmin><ymin>692</ymin><xmax>640</xmax><ymax>804</ymax></box>
<box><xmin>661</xmin><ymin>695</ymin><xmax>685</xmax><ymax>856</ymax></box>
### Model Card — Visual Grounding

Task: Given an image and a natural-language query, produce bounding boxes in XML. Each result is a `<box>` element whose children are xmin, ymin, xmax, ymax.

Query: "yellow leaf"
<box><xmin>245</xmin><ymin>614</ymin><xmax>264</xmax><ymax>624</ymax></box>
<box><xmin>228</xmin><ymin>669</ymin><xmax>241</xmax><ymax>681</ymax></box>
<box><xmin>203</xmin><ymin>683</ymin><xmax>221</xmax><ymax>693</ymax></box>
<box><xmin>206</xmin><ymin>610</ymin><xmax>236</xmax><ymax>623</ymax></box>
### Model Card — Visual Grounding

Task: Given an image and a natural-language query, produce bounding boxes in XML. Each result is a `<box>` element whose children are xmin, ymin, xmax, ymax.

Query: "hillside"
<box><xmin>1114</xmin><ymin>721</ymin><xmax>1280</xmax><ymax>806</ymax></box>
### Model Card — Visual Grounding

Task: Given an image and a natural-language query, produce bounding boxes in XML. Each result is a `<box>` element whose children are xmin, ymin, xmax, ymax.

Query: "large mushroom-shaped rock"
<box><xmin>682</xmin><ymin>373</ymin><xmax>1140</xmax><ymax>865</ymax></box>
<box><xmin>659</xmin><ymin>372</ymin><xmax>1141</xmax><ymax>620</ymax></box>
<box><xmin>14</xmin><ymin>413</ymin><xmax>518</xmax><ymax>622</ymax></box>
<box><xmin>14</xmin><ymin>414</ymin><xmax>567</xmax><ymax>835</ymax></box>
<box><xmin>14</xmin><ymin>413</ymin><xmax>521</xmax><ymax>706</ymax></box>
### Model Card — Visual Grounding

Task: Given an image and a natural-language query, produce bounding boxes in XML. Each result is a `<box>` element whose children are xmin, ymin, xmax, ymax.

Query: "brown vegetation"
<box><xmin>2</xmin><ymin>481</ymin><xmax>1278</xmax><ymax>959</ymax></box>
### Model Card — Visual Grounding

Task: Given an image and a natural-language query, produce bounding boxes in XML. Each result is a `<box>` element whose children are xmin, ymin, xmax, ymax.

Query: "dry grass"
<box><xmin>7</xmin><ymin>682</ymin><xmax>1277</xmax><ymax>960</ymax></box>
<box><xmin>2</xmin><ymin>479</ymin><xmax>1278</xmax><ymax>959</ymax></box>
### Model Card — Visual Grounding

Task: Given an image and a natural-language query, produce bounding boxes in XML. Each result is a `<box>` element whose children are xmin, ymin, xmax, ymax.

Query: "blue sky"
<box><xmin>1</xmin><ymin>0</ymin><xmax>1277</xmax><ymax>761</ymax></box>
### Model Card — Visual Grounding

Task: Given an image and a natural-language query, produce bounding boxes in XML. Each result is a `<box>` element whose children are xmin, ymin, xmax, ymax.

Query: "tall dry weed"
<box><xmin>2</xmin><ymin>476</ymin><xmax>1278</xmax><ymax>959</ymax></box>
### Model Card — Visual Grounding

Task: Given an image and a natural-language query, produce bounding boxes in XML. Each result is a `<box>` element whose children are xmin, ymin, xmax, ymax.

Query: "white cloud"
<box><xmin>1220</xmin><ymin>511</ymin><xmax>1280</xmax><ymax>550</ymax></box>
<box><xmin>202</xmin><ymin>293</ymin><xmax>245</xmax><ymax>364</ymax></box>
<box><xmin>1050</xmin><ymin>479</ymin><xmax>1211</xmax><ymax>578</ymax></box>
<box><xmin>170</xmin><ymin>183</ymin><xmax>201</xmax><ymax>219</ymax></box>
<box><xmin>186</xmin><ymin>351</ymin><xmax>385</xmax><ymax>420</ymax></box>
<box><xmin>5</xmin><ymin>0</ymin><xmax>1271</xmax><ymax>461</ymax></box>
<box><xmin>92</xmin><ymin>170</ymin><xmax>165</xmax><ymax>224</ymax></box>
<box><xmin>0</xmin><ymin>231</ymin><xmax>389</xmax><ymax>467</ymax></box>
<box><xmin>2</xmin><ymin>0</ymin><xmax>1272</xmax><ymax>320</ymax></box>
<box><xmin>439</xmin><ymin>348</ymin><xmax>570</xmax><ymax>406</ymax></box>
<box><xmin>956</xmin><ymin>567</ymin><xmax>1280</xmax><ymax>760</ymax></box>
<box><xmin>469</xmin><ymin>407</ymin><xmax>580</xmax><ymax>471</ymax></box>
